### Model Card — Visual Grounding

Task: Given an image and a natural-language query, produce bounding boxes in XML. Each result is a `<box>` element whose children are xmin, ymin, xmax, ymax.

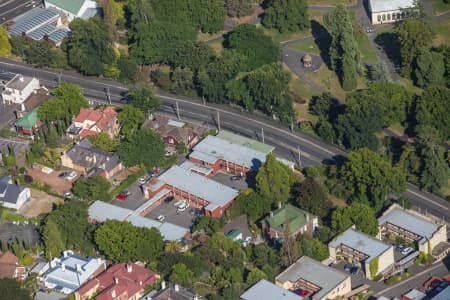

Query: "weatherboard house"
<box><xmin>44</xmin><ymin>0</ymin><xmax>98</xmax><ymax>22</ymax></box>
<box><xmin>369</xmin><ymin>0</ymin><xmax>415</xmax><ymax>25</ymax></box>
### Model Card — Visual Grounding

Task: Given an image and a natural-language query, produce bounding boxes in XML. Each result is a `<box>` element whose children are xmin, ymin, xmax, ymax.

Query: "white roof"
<box><xmin>127</xmin><ymin>215</ymin><xmax>188</xmax><ymax>241</ymax></box>
<box><xmin>369</xmin><ymin>0</ymin><xmax>415</xmax><ymax>12</ymax></box>
<box><xmin>276</xmin><ymin>256</ymin><xmax>349</xmax><ymax>300</ymax></box>
<box><xmin>241</xmin><ymin>280</ymin><xmax>301</xmax><ymax>300</ymax></box>
<box><xmin>158</xmin><ymin>166</ymin><xmax>239</xmax><ymax>209</ymax></box>
<box><xmin>378</xmin><ymin>207</ymin><xmax>440</xmax><ymax>244</ymax></box>
<box><xmin>329</xmin><ymin>228</ymin><xmax>392</xmax><ymax>263</ymax></box>
<box><xmin>432</xmin><ymin>286</ymin><xmax>450</xmax><ymax>300</ymax></box>
<box><xmin>88</xmin><ymin>200</ymin><xmax>133</xmax><ymax>222</ymax></box>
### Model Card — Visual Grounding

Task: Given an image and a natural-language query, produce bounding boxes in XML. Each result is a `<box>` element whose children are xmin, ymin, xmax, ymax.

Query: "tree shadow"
<box><xmin>374</xmin><ymin>32</ymin><xmax>401</xmax><ymax>69</ymax></box>
<box><xmin>310</xmin><ymin>20</ymin><xmax>332</xmax><ymax>69</ymax></box>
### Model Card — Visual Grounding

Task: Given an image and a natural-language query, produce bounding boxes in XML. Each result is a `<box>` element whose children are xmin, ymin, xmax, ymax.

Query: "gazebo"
<box><xmin>302</xmin><ymin>54</ymin><xmax>312</xmax><ymax>68</ymax></box>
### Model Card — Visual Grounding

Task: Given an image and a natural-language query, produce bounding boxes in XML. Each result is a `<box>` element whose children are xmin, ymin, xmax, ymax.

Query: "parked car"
<box><xmin>293</xmin><ymin>289</ymin><xmax>310</xmax><ymax>297</ymax></box>
<box><xmin>58</xmin><ymin>172</ymin><xmax>68</xmax><ymax>178</ymax></box>
<box><xmin>344</xmin><ymin>263</ymin><xmax>352</xmax><ymax>272</ymax></box>
<box><xmin>164</xmin><ymin>196</ymin><xmax>175</xmax><ymax>203</ymax></box>
<box><xmin>396</xmin><ymin>244</ymin><xmax>405</xmax><ymax>251</ymax></box>
<box><xmin>156</xmin><ymin>215</ymin><xmax>165</xmax><ymax>222</ymax></box>
<box><xmin>63</xmin><ymin>190</ymin><xmax>72</xmax><ymax>198</ymax></box>
<box><xmin>230</xmin><ymin>175</ymin><xmax>241</xmax><ymax>181</ymax></box>
<box><xmin>177</xmin><ymin>205</ymin><xmax>187</xmax><ymax>212</ymax></box>
<box><xmin>401</xmin><ymin>247</ymin><xmax>414</xmax><ymax>255</ymax></box>
<box><xmin>122</xmin><ymin>190</ymin><xmax>131</xmax><ymax>196</ymax></box>
<box><xmin>138</xmin><ymin>176</ymin><xmax>148</xmax><ymax>185</ymax></box>
<box><xmin>350</xmin><ymin>266</ymin><xmax>359</xmax><ymax>276</ymax></box>
<box><xmin>116</xmin><ymin>193</ymin><xmax>128</xmax><ymax>201</ymax></box>
<box><xmin>174</xmin><ymin>200</ymin><xmax>186</xmax><ymax>207</ymax></box>
<box><xmin>66</xmin><ymin>171</ymin><xmax>77</xmax><ymax>181</ymax></box>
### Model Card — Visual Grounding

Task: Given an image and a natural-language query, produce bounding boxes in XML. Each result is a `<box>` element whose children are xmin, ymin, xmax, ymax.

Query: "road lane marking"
<box><xmin>406</xmin><ymin>189</ymin><xmax>449</xmax><ymax>210</ymax></box>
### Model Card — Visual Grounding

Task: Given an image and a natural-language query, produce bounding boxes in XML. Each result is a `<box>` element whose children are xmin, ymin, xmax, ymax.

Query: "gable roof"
<box><xmin>45</xmin><ymin>0</ymin><xmax>87</xmax><ymax>15</ymax></box>
<box><xmin>0</xmin><ymin>176</ymin><xmax>27</xmax><ymax>204</ymax></box>
<box><xmin>74</xmin><ymin>108</ymin><xmax>102</xmax><ymax>123</ymax></box>
<box><xmin>241</xmin><ymin>280</ymin><xmax>300</xmax><ymax>300</ymax></box>
<box><xmin>264</xmin><ymin>204</ymin><xmax>315</xmax><ymax>234</ymax></box>
<box><xmin>64</xmin><ymin>138</ymin><xmax>120</xmax><ymax>171</ymax></box>
<box><xmin>16</xmin><ymin>107</ymin><xmax>40</xmax><ymax>129</ymax></box>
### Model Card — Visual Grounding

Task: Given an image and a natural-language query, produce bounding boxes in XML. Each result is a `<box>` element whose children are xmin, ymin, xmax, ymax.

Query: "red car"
<box><xmin>115</xmin><ymin>193</ymin><xmax>128</xmax><ymax>201</ymax></box>
<box><xmin>293</xmin><ymin>289</ymin><xmax>310</xmax><ymax>297</ymax></box>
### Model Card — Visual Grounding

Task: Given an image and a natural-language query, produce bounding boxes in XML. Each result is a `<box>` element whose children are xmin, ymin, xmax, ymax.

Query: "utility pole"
<box><xmin>297</xmin><ymin>145</ymin><xmax>301</xmax><ymax>167</ymax></box>
<box><xmin>175</xmin><ymin>101</ymin><xmax>180</xmax><ymax>119</ymax></box>
<box><xmin>290</xmin><ymin>118</ymin><xmax>294</xmax><ymax>134</ymax></box>
<box><xmin>106</xmin><ymin>87</ymin><xmax>111</xmax><ymax>104</ymax></box>
<box><xmin>261</xmin><ymin>128</ymin><xmax>265</xmax><ymax>144</ymax></box>
<box><xmin>217</xmin><ymin>110</ymin><xmax>221</xmax><ymax>132</ymax></box>
<box><xmin>58</xmin><ymin>72</ymin><xmax>62</xmax><ymax>83</ymax></box>
<box><xmin>202</xmin><ymin>95</ymin><xmax>206</xmax><ymax>106</ymax></box>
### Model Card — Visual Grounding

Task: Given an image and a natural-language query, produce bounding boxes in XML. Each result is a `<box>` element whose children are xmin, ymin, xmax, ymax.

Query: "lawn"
<box><xmin>289</xmin><ymin>77</ymin><xmax>320</xmax><ymax>123</ymax></box>
<box><xmin>355</xmin><ymin>28</ymin><xmax>378</xmax><ymax>64</ymax></box>
<box><xmin>287</xmin><ymin>39</ymin><xmax>321</xmax><ymax>54</ymax></box>
<box><xmin>431</xmin><ymin>0</ymin><xmax>450</xmax><ymax>14</ymax></box>
<box><xmin>208</xmin><ymin>39</ymin><xmax>224</xmax><ymax>54</ymax></box>
<box><xmin>308</xmin><ymin>0</ymin><xmax>357</xmax><ymax>6</ymax></box>
<box><xmin>197</xmin><ymin>31</ymin><xmax>226</xmax><ymax>42</ymax></box>
<box><xmin>431</xmin><ymin>17</ymin><xmax>450</xmax><ymax>46</ymax></box>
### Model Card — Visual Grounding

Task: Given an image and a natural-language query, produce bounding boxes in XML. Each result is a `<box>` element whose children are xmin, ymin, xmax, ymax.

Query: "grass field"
<box><xmin>208</xmin><ymin>39</ymin><xmax>224</xmax><ymax>54</ymax></box>
<box><xmin>431</xmin><ymin>0</ymin><xmax>450</xmax><ymax>14</ymax></box>
<box><xmin>287</xmin><ymin>39</ymin><xmax>321</xmax><ymax>54</ymax></box>
<box><xmin>197</xmin><ymin>31</ymin><xmax>226</xmax><ymax>42</ymax></box>
<box><xmin>431</xmin><ymin>17</ymin><xmax>450</xmax><ymax>46</ymax></box>
<box><xmin>308</xmin><ymin>0</ymin><xmax>356</xmax><ymax>6</ymax></box>
<box><xmin>355</xmin><ymin>30</ymin><xmax>378</xmax><ymax>64</ymax></box>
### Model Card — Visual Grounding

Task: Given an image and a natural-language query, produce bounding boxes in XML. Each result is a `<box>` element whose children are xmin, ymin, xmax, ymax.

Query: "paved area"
<box><xmin>17</xmin><ymin>188</ymin><xmax>63</xmax><ymax>218</ymax></box>
<box><xmin>221</xmin><ymin>215</ymin><xmax>252</xmax><ymax>240</ymax></box>
<box><xmin>26</xmin><ymin>165</ymin><xmax>75</xmax><ymax>195</ymax></box>
<box><xmin>0</xmin><ymin>137</ymin><xmax>29</xmax><ymax>159</ymax></box>
<box><xmin>0</xmin><ymin>0</ymin><xmax>40</xmax><ymax>25</ymax></box>
<box><xmin>145</xmin><ymin>201</ymin><xmax>197</xmax><ymax>229</ymax></box>
<box><xmin>111</xmin><ymin>182</ymin><xmax>148</xmax><ymax>211</ymax></box>
<box><xmin>333</xmin><ymin>260</ymin><xmax>386</xmax><ymax>292</ymax></box>
<box><xmin>212</xmin><ymin>172</ymin><xmax>248</xmax><ymax>191</ymax></box>
<box><xmin>0</xmin><ymin>223</ymin><xmax>40</xmax><ymax>246</ymax></box>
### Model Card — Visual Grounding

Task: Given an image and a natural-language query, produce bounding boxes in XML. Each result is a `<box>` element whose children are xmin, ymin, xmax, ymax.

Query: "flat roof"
<box><xmin>216</xmin><ymin>131</ymin><xmax>274</xmax><ymax>154</ymax></box>
<box><xmin>241</xmin><ymin>280</ymin><xmax>301</xmax><ymax>300</ymax></box>
<box><xmin>6</xmin><ymin>74</ymin><xmax>35</xmax><ymax>91</ymax></box>
<box><xmin>127</xmin><ymin>215</ymin><xmax>188</xmax><ymax>241</ymax></box>
<box><xmin>432</xmin><ymin>285</ymin><xmax>450</xmax><ymax>300</ymax></box>
<box><xmin>329</xmin><ymin>228</ymin><xmax>391</xmax><ymax>263</ymax></box>
<box><xmin>276</xmin><ymin>256</ymin><xmax>349</xmax><ymax>299</ymax></box>
<box><xmin>369</xmin><ymin>0</ymin><xmax>415</xmax><ymax>12</ymax></box>
<box><xmin>9</xmin><ymin>7</ymin><xmax>60</xmax><ymax>36</ymax></box>
<box><xmin>378</xmin><ymin>207</ymin><xmax>440</xmax><ymax>244</ymax></box>
<box><xmin>158</xmin><ymin>166</ymin><xmax>239</xmax><ymax>209</ymax></box>
<box><xmin>88</xmin><ymin>201</ymin><xmax>133</xmax><ymax>222</ymax></box>
<box><xmin>179</xmin><ymin>160</ymin><xmax>213</xmax><ymax>176</ymax></box>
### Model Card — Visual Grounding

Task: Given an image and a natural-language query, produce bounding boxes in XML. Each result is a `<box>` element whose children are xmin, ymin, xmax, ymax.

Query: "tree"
<box><xmin>340</xmin><ymin>148</ymin><xmax>406</xmax><ymax>208</ymax></box>
<box><xmin>331</xmin><ymin>202</ymin><xmax>379</xmax><ymax>236</ymax></box>
<box><xmin>367</xmin><ymin>61</ymin><xmax>391</xmax><ymax>84</ymax></box>
<box><xmin>170</xmin><ymin>68</ymin><xmax>194</xmax><ymax>95</ymax></box>
<box><xmin>117</xmin><ymin>55</ymin><xmax>138</xmax><ymax>81</ymax></box>
<box><xmin>246</xmin><ymin>268</ymin><xmax>267</xmax><ymax>286</ymax></box>
<box><xmin>164</xmin><ymin>240</ymin><xmax>182</xmax><ymax>253</ymax></box>
<box><xmin>293</xmin><ymin>177</ymin><xmax>331</xmax><ymax>218</ymax></box>
<box><xmin>396</xmin><ymin>20</ymin><xmax>433</xmax><ymax>76</ymax></box>
<box><xmin>170</xmin><ymin>263</ymin><xmax>194</xmax><ymax>286</ymax></box>
<box><xmin>225</xmin><ymin>0</ymin><xmax>254</xmax><ymax>18</ymax></box>
<box><xmin>415</xmin><ymin>86</ymin><xmax>450</xmax><ymax>140</ymax></box>
<box><xmin>44</xmin><ymin>125</ymin><xmax>59</xmax><ymax>148</ymax></box>
<box><xmin>23</xmin><ymin>40</ymin><xmax>54</xmax><ymax>67</ymax></box>
<box><xmin>89</xmin><ymin>132</ymin><xmax>120</xmax><ymax>152</ymax></box>
<box><xmin>41</xmin><ymin>219</ymin><xmax>65</xmax><ymax>260</ymax></box>
<box><xmin>298</xmin><ymin>238</ymin><xmax>330</xmax><ymax>261</ymax></box>
<box><xmin>118</xmin><ymin>105</ymin><xmax>145</xmax><ymax>137</ymax></box>
<box><xmin>227</xmin><ymin>24</ymin><xmax>280</xmax><ymax>70</ymax></box>
<box><xmin>118</xmin><ymin>129</ymin><xmax>165</xmax><ymax>169</ymax></box>
<box><xmin>168</xmin><ymin>40</ymin><xmax>215</xmax><ymax>71</ymax></box>
<box><xmin>414</xmin><ymin>51</ymin><xmax>445</xmax><ymax>87</ymax></box>
<box><xmin>65</xmin><ymin>16</ymin><xmax>115</xmax><ymax>75</ymax></box>
<box><xmin>280</xmin><ymin>219</ymin><xmax>299</xmax><ymax>267</ymax></box>
<box><xmin>256</xmin><ymin>153</ymin><xmax>295</xmax><ymax>205</ymax></box>
<box><xmin>263</xmin><ymin>0</ymin><xmax>309</xmax><ymax>33</ymax></box>
<box><xmin>0</xmin><ymin>279</ymin><xmax>32</xmax><ymax>300</ymax></box>
<box><xmin>324</xmin><ymin>6</ymin><xmax>360</xmax><ymax>90</ymax></box>
<box><xmin>73</xmin><ymin>175</ymin><xmax>112</xmax><ymax>201</ymax></box>
<box><xmin>95</xmin><ymin>219</ymin><xmax>163</xmax><ymax>262</ymax></box>
<box><xmin>129</xmin><ymin>86</ymin><xmax>161</xmax><ymax>114</ymax></box>
<box><xmin>0</xmin><ymin>26</ymin><xmax>11</xmax><ymax>57</ymax></box>
<box><xmin>309</xmin><ymin>92</ymin><xmax>339</xmax><ymax>118</ymax></box>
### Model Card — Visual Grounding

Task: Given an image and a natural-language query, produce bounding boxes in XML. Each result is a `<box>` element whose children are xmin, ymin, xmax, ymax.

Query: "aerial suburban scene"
<box><xmin>0</xmin><ymin>0</ymin><xmax>449</xmax><ymax>299</ymax></box>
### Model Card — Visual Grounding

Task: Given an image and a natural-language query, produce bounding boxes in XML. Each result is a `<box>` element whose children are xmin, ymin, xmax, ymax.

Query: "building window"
<box><xmin>402</xmin><ymin>11</ymin><xmax>406</xmax><ymax>17</ymax></box>
<box><xmin>397</xmin><ymin>13</ymin><xmax>401</xmax><ymax>19</ymax></box>
<box><xmin>392</xmin><ymin>13</ymin><xmax>396</xmax><ymax>20</ymax></box>
<box><xmin>382</xmin><ymin>14</ymin><xmax>386</xmax><ymax>21</ymax></box>
<box><xmin>377</xmin><ymin>15</ymin><xmax>381</xmax><ymax>22</ymax></box>
<box><xmin>387</xmin><ymin>14</ymin><xmax>391</xmax><ymax>20</ymax></box>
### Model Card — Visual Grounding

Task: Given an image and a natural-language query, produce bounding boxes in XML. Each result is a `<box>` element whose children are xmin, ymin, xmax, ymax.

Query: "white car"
<box><xmin>401</xmin><ymin>247</ymin><xmax>413</xmax><ymax>255</ymax></box>
<box><xmin>156</xmin><ymin>215</ymin><xmax>165</xmax><ymax>222</ymax></box>
<box><xmin>66</xmin><ymin>171</ymin><xmax>77</xmax><ymax>181</ymax></box>
<box><xmin>174</xmin><ymin>200</ymin><xmax>186</xmax><ymax>207</ymax></box>
<box><xmin>177</xmin><ymin>204</ymin><xmax>187</xmax><ymax>212</ymax></box>
<box><xmin>138</xmin><ymin>176</ymin><xmax>147</xmax><ymax>185</ymax></box>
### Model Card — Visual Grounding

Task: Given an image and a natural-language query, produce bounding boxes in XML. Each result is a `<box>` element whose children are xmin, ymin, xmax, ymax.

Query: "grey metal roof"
<box><xmin>5</xmin><ymin>74</ymin><xmax>35</xmax><ymax>91</ymax></box>
<box><xmin>88</xmin><ymin>200</ymin><xmax>133</xmax><ymax>222</ymax></box>
<box><xmin>27</xmin><ymin>24</ymin><xmax>57</xmax><ymax>41</ymax></box>
<box><xmin>378</xmin><ymin>207</ymin><xmax>439</xmax><ymax>244</ymax></box>
<box><xmin>276</xmin><ymin>256</ymin><xmax>349</xmax><ymax>300</ymax></box>
<box><xmin>241</xmin><ymin>280</ymin><xmax>300</xmax><ymax>300</ymax></box>
<box><xmin>369</xmin><ymin>0</ymin><xmax>415</xmax><ymax>12</ymax></box>
<box><xmin>0</xmin><ymin>176</ymin><xmax>26</xmax><ymax>204</ymax></box>
<box><xmin>47</xmin><ymin>28</ymin><xmax>70</xmax><ymax>43</ymax></box>
<box><xmin>127</xmin><ymin>215</ymin><xmax>188</xmax><ymax>241</ymax></box>
<box><xmin>9</xmin><ymin>7</ymin><xmax>59</xmax><ymax>36</ymax></box>
<box><xmin>432</xmin><ymin>285</ymin><xmax>450</xmax><ymax>300</ymax></box>
<box><xmin>158</xmin><ymin>166</ymin><xmax>239</xmax><ymax>209</ymax></box>
<box><xmin>329</xmin><ymin>228</ymin><xmax>392</xmax><ymax>263</ymax></box>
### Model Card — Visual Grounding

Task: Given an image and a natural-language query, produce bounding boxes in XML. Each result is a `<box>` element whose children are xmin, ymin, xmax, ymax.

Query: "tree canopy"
<box><xmin>414</xmin><ymin>51</ymin><xmax>445</xmax><ymax>88</ymax></box>
<box><xmin>118</xmin><ymin>104</ymin><xmax>145</xmax><ymax>137</ymax></box>
<box><xmin>331</xmin><ymin>202</ymin><xmax>379</xmax><ymax>236</ymax></box>
<box><xmin>263</xmin><ymin>0</ymin><xmax>309</xmax><ymax>33</ymax></box>
<box><xmin>225</xmin><ymin>0</ymin><xmax>254</xmax><ymax>18</ymax></box>
<box><xmin>129</xmin><ymin>86</ymin><xmax>161</xmax><ymax>113</ymax></box>
<box><xmin>73</xmin><ymin>175</ymin><xmax>112</xmax><ymax>201</ymax></box>
<box><xmin>89</xmin><ymin>132</ymin><xmax>120</xmax><ymax>152</ymax></box>
<box><xmin>0</xmin><ymin>279</ymin><xmax>32</xmax><ymax>300</ymax></box>
<box><xmin>0</xmin><ymin>26</ymin><xmax>12</xmax><ymax>57</ymax></box>
<box><xmin>293</xmin><ymin>177</ymin><xmax>331</xmax><ymax>218</ymax></box>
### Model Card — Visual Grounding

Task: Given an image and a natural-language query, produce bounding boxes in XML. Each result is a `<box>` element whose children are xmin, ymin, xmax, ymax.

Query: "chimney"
<box><xmin>114</xmin><ymin>277</ymin><xmax>119</xmax><ymax>284</ymax></box>
<box><xmin>161</xmin><ymin>281</ymin><xmax>166</xmax><ymax>289</ymax></box>
<box><xmin>63</xmin><ymin>251</ymin><xmax>68</xmax><ymax>258</ymax></box>
<box><xmin>111</xmin><ymin>290</ymin><xmax>116</xmax><ymax>298</ymax></box>
<box><xmin>76</xmin><ymin>264</ymin><xmax>81</xmax><ymax>273</ymax></box>
<box><xmin>278</xmin><ymin>202</ymin><xmax>282</xmax><ymax>209</ymax></box>
<box><xmin>127</xmin><ymin>264</ymin><xmax>132</xmax><ymax>273</ymax></box>
<box><xmin>97</xmin><ymin>258</ymin><xmax>102</xmax><ymax>265</ymax></box>
<box><xmin>61</xmin><ymin>263</ymin><xmax>65</xmax><ymax>272</ymax></box>
<box><xmin>19</xmin><ymin>75</ymin><xmax>24</xmax><ymax>82</ymax></box>
<box><xmin>20</xmin><ymin>103</ymin><xmax>25</xmax><ymax>112</ymax></box>
<box><xmin>174</xmin><ymin>284</ymin><xmax>179</xmax><ymax>292</ymax></box>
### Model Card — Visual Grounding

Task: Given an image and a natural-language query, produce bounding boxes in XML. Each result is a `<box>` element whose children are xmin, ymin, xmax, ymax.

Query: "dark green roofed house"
<box><xmin>262</xmin><ymin>204</ymin><xmax>318</xmax><ymax>240</ymax></box>
<box><xmin>15</xmin><ymin>107</ymin><xmax>43</xmax><ymax>135</ymax></box>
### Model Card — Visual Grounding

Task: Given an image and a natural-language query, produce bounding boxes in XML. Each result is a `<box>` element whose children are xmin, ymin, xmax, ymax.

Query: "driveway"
<box><xmin>111</xmin><ymin>182</ymin><xmax>148</xmax><ymax>211</ymax></box>
<box><xmin>145</xmin><ymin>201</ymin><xmax>197</xmax><ymax>229</ymax></box>
<box><xmin>0</xmin><ymin>137</ymin><xmax>29</xmax><ymax>159</ymax></box>
<box><xmin>221</xmin><ymin>215</ymin><xmax>252</xmax><ymax>240</ymax></box>
<box><xmin>212</xmin><ymin>172</ymin><xmax>248</xmax><ymax>191</ymax></box>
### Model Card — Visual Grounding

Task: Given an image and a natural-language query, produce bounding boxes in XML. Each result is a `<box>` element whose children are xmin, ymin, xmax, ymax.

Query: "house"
<box><xmin>60</xmin><ymin>138</ymin><xmax>123</xmax><ymax>179</ymax></box>
<box><xmin>143</xmin><ymin>282</ymin><xmax>206</xmax><ymax>300</ymax></box>
<box><xmin>378</xmin><ymin>204</ymin><xmax>449</xmax><ymax>260</ymax></box>
<box><xmin>403</xmin><ymin>289</ymin><xmax>426</xmax><ymax>300</ymax></box>
<box><xmin>44</xmin><ymin>0</ymin><xmax>98</xmax><ymax>22</ymax></box>
<box><xmin>0</xmin><ymin>252</ymin><xmax>26</xmax><ymax>281</ymax></box>
<box><xmin>75</xmin><ymin>263</ymin><xmax>160</xmax><ymax>300</ymax></box>
<box><xmin>1</xmin><ymin>74</ymin><xmax>40</xmax><ymax>105</ymax></box>
<box><xmin>88</xmin><ymin>200</ymin><xmax>189</xmax><ymax>241</ymax></box>
<box><xmin>275</xmin><ymin>256</ymin><xmax>351</xmax><ymax>300</ymax></box>
<box><xmin>262</xmin><ymin>204</ymin><xmax>318</xmax><ymax>240</ymax></box>
<box><xmin>431</xmin><ymin>285</ymin><xmax>450</xmax><ymax>300</ymax></box>
<box><xmin>240</xmin><ymin>279</ymin><xmax>300</xmax><ymax>300</ymax></box>
<box><xmin>189</xmin><ymin>131</ymin><xmax>294</xmax><ymax>177</ymax></box>
<box><xmin>369</xmin><ymin>0</ymin><xmax>415</xmax><ymax>25</ymax></box>
<box><xmin>144</xmin><ymin>116</ymin><xmax>198</xmax><ymax>153</ymax></box>
<box><xmin>15</xmin><ymin>107</ymin><xmax>44</xmax><ymax>135</ymax></box>
<box><xmin>141</xmin><ymin>165</ymin><xmax>239</xmax><ymax>217</ymax></box>
<box><xmin>68</xmin><ymin>106</ymin><xmax>119</xmax><ymax>139</ymax></box>
<box><xmin>15</xmin><ymin>88</ymin><xmax>51</xmax><ymax>120</ymax></box>
<box><xmin>329</xmin><ymin>227</ymin><xmax>395</xmax><ymax>280</ymax></box>
<box><xmin>0</xmin><ymin>176</ymin><xmax>31</xmax><ymax>210</ymax></box>
<box><xmin>42</xmin><ymin>250</ymin><xmax>106</xmax><ymax>294</ymax></box>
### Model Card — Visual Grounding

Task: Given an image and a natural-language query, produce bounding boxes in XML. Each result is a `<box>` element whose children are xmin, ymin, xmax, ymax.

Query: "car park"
<box><xmin>401</xmin><ymin>247</ymin><xmax>414</xmax><ymax>255</ymax></box>
<box><xmin>396</xmin><ymin>244</ymin><xmax>405</xmax><ymax>251</ymax></box>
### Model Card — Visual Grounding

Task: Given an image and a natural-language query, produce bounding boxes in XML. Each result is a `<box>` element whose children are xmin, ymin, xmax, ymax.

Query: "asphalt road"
<box><xmin>0</xmin><ymin>58</ymin><xmax>449</xmax><ymax>223</ymax></box>
<box><xmin>0</xmin><ymin>0</ymin><xmax>40</xmax><ymax>25</ymax></box>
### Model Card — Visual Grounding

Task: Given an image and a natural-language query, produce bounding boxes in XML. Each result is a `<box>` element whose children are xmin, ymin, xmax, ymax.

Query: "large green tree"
<box><xmin>118</xmin><ymin>128</ymin><xmax>165</xmax><ymax>169</ymax></box>
<box><xmin>0</xmin><ymin>279</ymin><xmax>31</xmax><ymax>300</ymax></box>
<box><xmin>324</xmin><ymin>6</ymin><xmax>360</xmax><ymax>90</ymax></box>
<box><xmin>396</xmin><ymin>19</ymin><xmax>433</xmax><ymax>76</ymax></box>
<box><xmin>95</xmin><ymin>219</ymin><xmax>164</xmax><ymax>262</ymax></box>
<box><xmin>89</xmin><ymin>132</ymin><xmax>120</xmax><ymax>152</ymax></box>
<box><xmin>0</xmin><ymin>26</ymin><xmax>12</xmax><ymax>57</ymax></box>
<box><xmin>65</xmin><ymin>16</ymin><xmax>115</xmax><ymax>75</ymax></box>
<box><xmin>293</xmin><ymin>177</ymin><xmax>331</xmax><ymax>218</ymax></box>
<box><xmin>225</xmin><ymin>0</ymin><xmax>254</xmax><ymax>17</ymax></box>
<box><xmin>414</xmin><ymin>51</ymin><xmax>445</xmax><ymax>88</ymax></box>
<box><xmin>340</xmin><ymin>148</ymin><xmax>406</xmax><ymax>208</ymax></box>
<box><xmin>256</xmin><ymin>153</ymin><xmax>295</xmax><ymax>205</ymax></box>
<box><xmin>118</xmin><ymin>105</ymin><xmax>145</xmax><ymax>137</ymax></box>
<box><xmin>129</xmin><ymin>86</ymin><xmax>161</xmax><ymax>113</ymax></box>
<box><xmin>73</xmin><ymin>175</ymin><xmax>112</xmax><ymax>201</ymax></box>
<box><xmin>263</xmin><ymin>0</ymin><xmax>309</xmax><ymax>33</ymax></box>
<box><xmin>227</xmin><ymin>24</ymin><xmax>280</xmax><ymax>70</ymax></box>
<box><xmin>331</xmin><ymin>202</ymin><xmax>379</xmax><ymax>236</ymax></box>
<box><xmin>298</xmin><ymin>238</ymin><xmax>330</xmax><ymax>261</ymax></box>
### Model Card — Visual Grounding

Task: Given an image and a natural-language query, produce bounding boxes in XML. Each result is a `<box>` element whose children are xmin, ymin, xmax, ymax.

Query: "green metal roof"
<box><xmin>16</xmin><ymin>107</ymin><xmax>40</xmax><ymax>129</ymax></box>
<box><xmin>227</xmin><ymin>229</ymin><xmax>242</xmax><ymax>239</ymax></box>
<box><xmin>217</xmin><ymin>131</ymin><xmax>274</xmax><ymax>154</ymax></box>
<box><xmin>46</xmin><ymin>0</ymin><xmax>87</xmax><ymax>15</ymax></box>
<box><xmin>265</xmin><ymin>204</ymin><xmax>314</xmax><ymax>234</ymax></box>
